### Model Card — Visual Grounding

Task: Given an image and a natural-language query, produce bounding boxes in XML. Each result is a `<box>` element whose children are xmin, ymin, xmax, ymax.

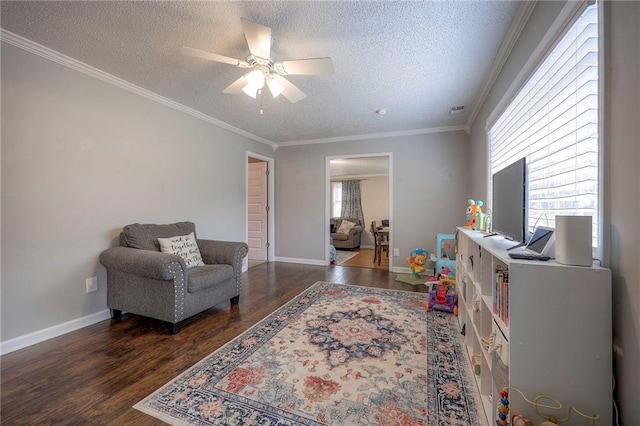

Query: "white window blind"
<box><xmin>488</xmin><ymin>3</ymin><xmax>599</xmax><ymax>249</ymax></box>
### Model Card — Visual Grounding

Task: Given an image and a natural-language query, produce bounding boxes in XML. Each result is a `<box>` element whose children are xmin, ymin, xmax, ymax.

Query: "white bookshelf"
<box><xmin>456</xmin><ymin>227</ymin><xmax>612</xmax><ymax>425</ymax></box>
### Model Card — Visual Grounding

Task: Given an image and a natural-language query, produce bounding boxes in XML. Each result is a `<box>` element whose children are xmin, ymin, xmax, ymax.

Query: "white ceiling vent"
<box><xmin>449</xmin><ymin>105</ymin><xmax>465</xmax><ymax>115</ymax></box>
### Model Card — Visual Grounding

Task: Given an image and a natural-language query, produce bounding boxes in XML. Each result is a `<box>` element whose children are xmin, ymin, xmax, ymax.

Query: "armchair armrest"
<box><xmin>197</xmin><ymin>239</ymin><xmax>249</xmax><ymax>270</ymax></box>
<box><xmin>349</xmin><ymin>225</ymin><xmax>363</xmax><ymax>235</ymax></box>
<box><xmin>99</xmin><ymin>246</ymin><xmax>187</xmax><ymax>281</ymax></box>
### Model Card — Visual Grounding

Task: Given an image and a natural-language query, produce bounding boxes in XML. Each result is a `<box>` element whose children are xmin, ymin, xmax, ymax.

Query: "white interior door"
<box><xmin>248</xmin><ymin>161</ymin><xmax>268</xmax><ymax>261</ymax></box>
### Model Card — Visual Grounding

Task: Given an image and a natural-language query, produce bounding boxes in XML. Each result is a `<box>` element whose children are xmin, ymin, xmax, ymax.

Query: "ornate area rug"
<box><xmin>135</xmin><ymin>282</ymin><xmax>484</xmax><ymax>425</ymax></box>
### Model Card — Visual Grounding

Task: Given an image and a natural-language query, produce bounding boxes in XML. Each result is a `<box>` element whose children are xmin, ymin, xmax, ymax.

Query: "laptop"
<box><xmin>508</xmin><ymin>226</ymin><xmax>555</xmax><ymax>260</ymax></box>
<box><xmin>524</xmin><ymin>226</ymin><xmax>556</xmax><ymax>257</ymax></box>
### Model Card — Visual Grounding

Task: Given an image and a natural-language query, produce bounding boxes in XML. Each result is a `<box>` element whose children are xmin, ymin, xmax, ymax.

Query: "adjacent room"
<box><xmin>1</xmin><ymin>1</ymin><xmax>638</xmax><ymax>425</ymax></box>
<box><xmin>329</xmin><ymin>155</ymin><xmax>390</xmax><ymax>269</ymax></box>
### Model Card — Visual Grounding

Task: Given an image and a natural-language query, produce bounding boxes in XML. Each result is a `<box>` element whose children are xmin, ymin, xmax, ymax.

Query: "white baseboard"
<box><xmin>0</xmin><ymin>309</ymin><xmax>111</xmax><ymax>355</ymax></box>
<box><xmin>274</xmin><ymin>256</ymin><xmax>328</xmax><ymax>266</ymax></box>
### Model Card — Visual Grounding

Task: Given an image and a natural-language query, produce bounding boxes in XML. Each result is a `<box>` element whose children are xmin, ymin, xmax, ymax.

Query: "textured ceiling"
<box><xmin>0</xmin><ymin>1</ymin><xmax>520</xmax><ymax>145</ymax></box>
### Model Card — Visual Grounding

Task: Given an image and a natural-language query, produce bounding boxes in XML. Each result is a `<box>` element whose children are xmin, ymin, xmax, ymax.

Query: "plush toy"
<box><xmin>407</xmin><ymin>248</ymin><xmax>429</xmax><ymax>277</ymax></box>
<box><xmin>465</xmin><ymin>199</ymin><xmax>485</xmax><ymax>230</ymax></box>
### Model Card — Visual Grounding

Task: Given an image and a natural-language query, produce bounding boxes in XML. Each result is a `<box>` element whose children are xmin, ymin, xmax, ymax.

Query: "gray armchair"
<box><xmin>99</xmin><ymin>222</ymin><xmax>248</xmax><ymax>334</ymax></box>
<box><xmin>330</xmin><ymin>217</ymin><xmax>363</xmax><ymax>249</ymax></box>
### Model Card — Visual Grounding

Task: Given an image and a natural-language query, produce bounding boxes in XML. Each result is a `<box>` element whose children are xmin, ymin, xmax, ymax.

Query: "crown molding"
<box><xmin>277</xmin><ymin>125</ymin><xmax>469</xmax><ymax>147</ymax></box>
<box><xmin>0</xmin><ymin>29</ymin><xmax>277</xmax><ymax>149</ymax></box>
<box><xmin>465</xmin><ymin>1</ymin><xmax>537</xmax><ymax>130</ymax></box>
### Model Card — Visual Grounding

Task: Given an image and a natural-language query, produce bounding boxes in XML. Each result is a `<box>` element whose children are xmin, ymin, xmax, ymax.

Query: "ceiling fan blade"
<box><xmin>180</xmin><ymin>46</ymin><xmax>250</xmax><ymax>68</ymax></box>
<box><xmin>276</xmin><ymin>57</ymin><xmax>334</xmax><ymax>76</ymax></box>
<box><xmin>273</xmin><ymin>76</ymin><xmax>307</xmax><ymax>103</ymax></box>
<box><xmin>240</xmin><ymin>18</ymin><xmax>271</xmax><ymax>59</ymax></box>
<box><xmin>222</xmin><ymin>76</ymin><xmax>247</xmax><ymax>95</ymax></box>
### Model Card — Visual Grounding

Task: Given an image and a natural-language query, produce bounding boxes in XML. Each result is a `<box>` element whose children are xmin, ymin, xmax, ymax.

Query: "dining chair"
<box><xmin>376</xmin><ymin>229</ymin><xmax>390</xmax><ymax>265</ymax></box>
<box><xmin>370</xmin><ymin>221</ymin><xmax>379</xmax><ymax>264</ymax></box>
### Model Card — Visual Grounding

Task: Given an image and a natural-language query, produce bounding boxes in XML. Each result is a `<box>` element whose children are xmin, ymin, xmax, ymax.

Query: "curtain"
<box><xmin>340</xmin><ymin>180</ymin><xmax>365</xmax><ymax>227</ymax></box>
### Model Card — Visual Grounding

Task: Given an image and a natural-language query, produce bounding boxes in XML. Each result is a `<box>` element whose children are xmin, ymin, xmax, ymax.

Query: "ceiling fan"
<box><xmin>181</xmin><ymin>18</ymin><xmax>334</xmax><ymax>104</ymax></box>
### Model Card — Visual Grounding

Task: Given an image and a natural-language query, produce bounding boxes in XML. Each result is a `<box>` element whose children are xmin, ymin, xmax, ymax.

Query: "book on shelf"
<box><xmin>494</xmin><ymin>267</ymin><xmax>509</xmax><ymax>326</ymax></box>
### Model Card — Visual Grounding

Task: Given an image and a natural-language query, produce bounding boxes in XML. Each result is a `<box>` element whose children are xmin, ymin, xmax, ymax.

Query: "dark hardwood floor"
<box><xmin>338</xmin><ymin>247</ymin><xmax>389</xmax><ymax>270</ymax></box>
<box><xmin>0</xmin><ymin>262</ymin><xmax>428</xmax><ymax>425</ymax></box>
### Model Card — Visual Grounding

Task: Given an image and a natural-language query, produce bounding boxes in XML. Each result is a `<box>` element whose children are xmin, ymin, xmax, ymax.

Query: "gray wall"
<box><xmin>608</xmin><ymin>2</ymin><xmax>639</xmax><ymax>424</ymax></box>
<box><xmin>275</xmin><ymin>131</ymin><xmax>469</xmax><ymax>263</ymax></box>
<box><xmin>1</xmin><ymin>43</ymin><xmax>274</xmax><ymax>342</ymax></box>
<box><xmin>468</xmin><ymin>2</ymin><xmax>639</xmax><ymax>424</ymax></box>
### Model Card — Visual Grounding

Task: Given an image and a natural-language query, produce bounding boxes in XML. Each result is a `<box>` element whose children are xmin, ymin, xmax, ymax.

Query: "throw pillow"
<box><xmin>157</xmin><ymin>232</ymin><xmax>205</xmax><ymax>268</ymax></box>
<box><xmin>337</xmin><ymin>220</ymin><xmax>356</xmax><ymax>234</ymax></box>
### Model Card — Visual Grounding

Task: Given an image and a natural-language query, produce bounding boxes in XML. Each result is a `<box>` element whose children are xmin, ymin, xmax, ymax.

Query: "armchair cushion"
<box><xmin>122</xmin><ymin>221</ymin><xmax>196</xmax><ymax>251</ymax></box>
<box><xmin>157</xmin><ymin>232</ymin><xmax>204</xmax><ymax>268</ymax></box>
<box><xmin>188</xmin><ymin>264</ymin><xmax>234</xmax><ymax>293</ymax></box>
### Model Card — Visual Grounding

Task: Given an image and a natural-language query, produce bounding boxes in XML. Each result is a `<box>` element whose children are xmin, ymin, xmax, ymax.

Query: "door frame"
<box><xmin>325</xmin><ymin>152</ymin><xmax>393</xmax><ymax>268</ymax></box>
<box><xmin>246</xmin><ymin>151</ymin><xmax>275</xmax><ymax>264</ymax></box>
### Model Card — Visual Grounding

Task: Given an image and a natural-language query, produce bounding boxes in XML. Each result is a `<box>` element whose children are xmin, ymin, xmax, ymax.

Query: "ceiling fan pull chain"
<box><xmin>259</xmin><ymin>89</ymin><xmax>264</xmax><ymax>115</ymax></box>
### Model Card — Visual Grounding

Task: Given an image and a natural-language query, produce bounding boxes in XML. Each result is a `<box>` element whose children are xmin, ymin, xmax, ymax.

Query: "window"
<box><xmin>488</xmin><ymin>3</ymin><xmax>599</xmax><ymax>250</ymax></box>
<box><xmin>331</xmin><ymin>182</ymin><xmax>342</xmax><ymax>217</ymax></box>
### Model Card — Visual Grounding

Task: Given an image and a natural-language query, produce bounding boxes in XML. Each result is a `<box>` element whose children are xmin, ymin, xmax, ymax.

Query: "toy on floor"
<box><xmin>329</xmin><ymin>245</ymin><xmax>336</xmax><ymax>265</ymax></box>
<box><xmin>407</xmin><ymin>248</ymin><xmax>429</xmax><ymax>277</ymax></box>
<box><xmin>426</xmin><ymin>276</ymin><xmax>456</xmax><ymax>313</ymax></box>
<box><xmin>497</xmin><ymin>389</ymin><xmax>510</xmax><ymax>426</ymax></box>
<box><xmin>511</xmin><ymin>414</ymin><xmax>533</xmax><ymax>426</ymax></box>
<box><xmin>436</xmin><ymin>233</ymin><xmax>457</xmax><ymax>277</ymax></box>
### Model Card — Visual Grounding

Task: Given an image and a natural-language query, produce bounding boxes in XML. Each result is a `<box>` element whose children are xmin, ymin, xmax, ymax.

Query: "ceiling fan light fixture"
<box><xmin>266</xmin><ymin>78</ymin><xmax>285</xmax><ymax>98</ymax></box>
<box><xmin>182</xmin><ymin>18</ymin><xmax>332</xmax><ymax>104</ymax></box>
<box><xmin>242</xmin><ymin>69</ymin><xmax>266</xmax><ymax>98</ymax></box>
<box><xmin>242</xmin><ymin>84</ymin><xmax>259</xmax><ymax>98</ymax></box>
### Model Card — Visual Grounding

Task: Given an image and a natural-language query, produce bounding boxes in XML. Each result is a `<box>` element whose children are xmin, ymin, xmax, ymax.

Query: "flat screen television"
<box><xmin>492</xmin><ymin>157</ymin><xmax>527</xmax><ymax>243</ymax></box>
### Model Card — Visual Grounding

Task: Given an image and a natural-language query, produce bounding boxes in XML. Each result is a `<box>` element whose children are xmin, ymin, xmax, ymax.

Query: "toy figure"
<box><xmin>465</xmin><ymin>199</ymin><xmax>484</xmax><ymax>230</ymax></box>
<box><xmin>407</xmin><ymin>248</ymin><xmax>429</xmax><ymax>277</ymax></box>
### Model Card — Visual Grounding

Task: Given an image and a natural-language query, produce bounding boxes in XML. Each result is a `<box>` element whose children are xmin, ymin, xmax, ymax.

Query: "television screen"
<box><xmin>492</xmin><ymin>157</ymin><xmax>526</xmax><ymax>243</ymax></box>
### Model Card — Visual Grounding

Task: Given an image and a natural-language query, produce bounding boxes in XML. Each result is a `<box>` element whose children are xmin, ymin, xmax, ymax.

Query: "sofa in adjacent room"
<box><xmin>330</xmin><ymin>217</ymin><xmax>363</xmax><ymax>249</ymax></box>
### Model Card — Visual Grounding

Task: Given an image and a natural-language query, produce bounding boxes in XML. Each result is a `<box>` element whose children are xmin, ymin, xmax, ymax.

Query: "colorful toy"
<box><xmin>512</xmin><ymin>414</ymin><xmax>533</xmax><ymax>426</ymax></box>
<box><xmin>496</xmin><ymin>389</ymin><xmax>510</xmax><ymax>426</ymax></box>
<box><xmin>436</xmin><ymin>233</ymin><xmax>456</xmax><ymax>277</ymax></box>
<box><xmin>407</xmin><ymin>248</ymin><xmax>429</xmax><ymax>277</ymax></box>
<box><xmin>426</xmin><ymin>276</ymin><xmax>456</xmax><ymax>313</ymax></box>
<box><xmin>465</xmin><ymin>199</ymin><xmax>485</xmax><ymax>230</ymax></box>
<box><xmin>440</xmin><ymin>266</ymin><xmax>451</xmax><ymax>278</ymax></box>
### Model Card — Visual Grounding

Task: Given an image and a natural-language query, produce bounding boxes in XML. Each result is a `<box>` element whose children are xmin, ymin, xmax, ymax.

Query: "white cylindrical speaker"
<box><xmin>555</xmin><ymin>215</ymin><xmax>592</xmax><ymax>266</ymax></box>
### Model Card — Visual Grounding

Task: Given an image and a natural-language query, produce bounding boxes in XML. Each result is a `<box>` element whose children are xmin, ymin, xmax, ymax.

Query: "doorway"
<box><xmin>326</xmin><ymin>154</ymin><xmax>392</xmax><ymax>270</ymax></box>
<box><xmin>247</xmin><ymin>153</ymin><xmax>275</xmax><ymax>268</ymax></box>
